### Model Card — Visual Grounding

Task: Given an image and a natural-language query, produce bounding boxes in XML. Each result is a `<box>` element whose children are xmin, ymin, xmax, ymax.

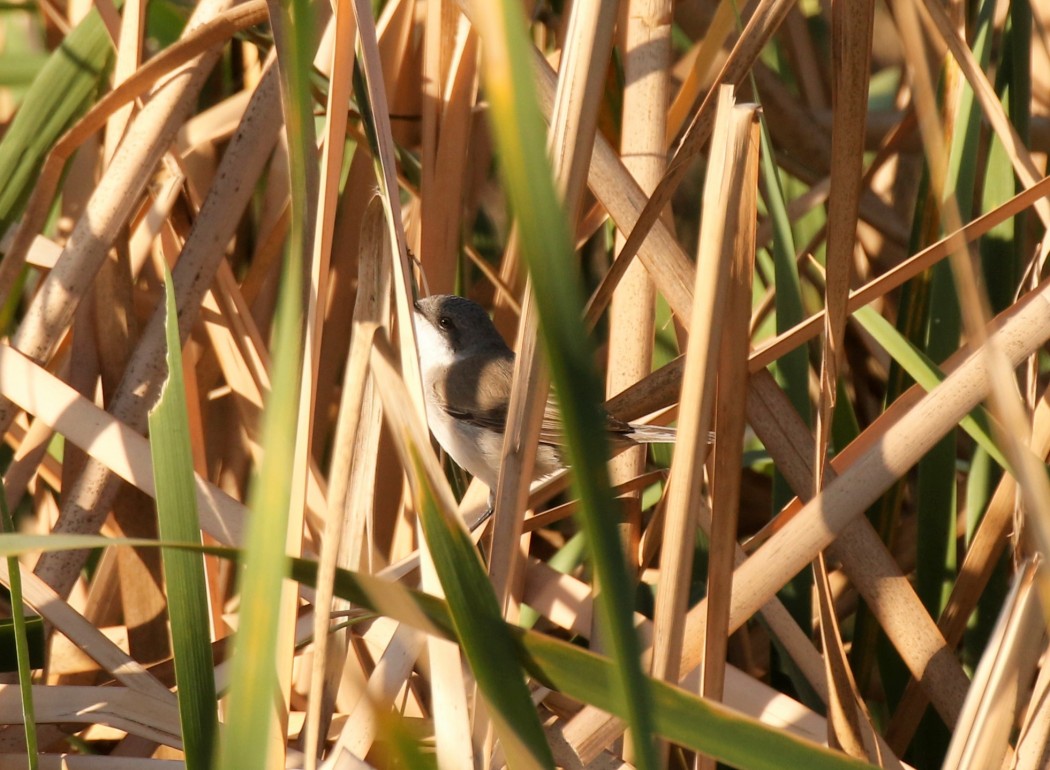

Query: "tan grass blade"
<box><xmin>701</xmin><ymin>94</ymin><xmax>759</xmax><ymax>743</ymax></box>
<box><xmin>509</xmin><ymin>48</ymin><xmax>696</xmax><ymax>325</ymax></box>
<box><xmin>102</xmin><ymin>0</ymin><xmax>144</xmax><ymax>165</ymax></box>
<box><xmin>812</xmin><ymin>551</ymin><xmax>890</xmax><ymax>765</ymax></box>
<box><xmin>650</xmin><ymin>83</ymin><xmax>756</xmax><ymax>701</ymax></box>
<box><xmin>666</xmin><ymin>0</ymin><xmax>735</xmax><ymax>142</ymax></box>
<box><xmin>0</xmin><ymin>0</ymin><xmax>270</xmax><ymax>306</ymax></box>
<box><xmin>349</xmin><ymin>0</ymin><xmax>423</xmax><ymax>420</ymax></box>
<box><xmin>300</xmin><ymin>6</ymin><xmax>359</xmax><ymax>766</ymax></box>
<box><xmin>0</xmin><ymin>341</ymin><xmax>246</xmax><ymax>543</ymax></box>
<box><xmin>816</xmin><ymin>0</ymin><xmax>874</xmax><ymax>480</ymax></box>
<box><xmin>597</xmin><ymin>0</ymin><xmax>795</xmax><ymax>324</ymax></box>
<box><xmin>419</xmin><ymin>4</ymin><xmax>476</xmax><ymax>295</ymax></box>
<box><xmin>886</xmin><ymin>379</ymin><xmax>1050</xmax><ymax>748</ymax></box>
<box><xmin>418</xmin><ymin>542</ymin><xmax>475</xmax><ymax>770</ymax></box>
<box><xmin>1013</xmin><ymin>637</ymin><xmax>1050</xmax><ymax>769</ymax></box>
<box><xmin>0</xmin><ymin>684</ymin><xmax>181</xmax><ymax>747</ymax></box>
<box><xmin>607</xmin><ymin>0</ymin><xmax>671</xmax><ymax>562</ymax></box>
<box><xmin>31</xmin><ymin>58</ymin><xmax>281</xmax><ymax>600</ymax></box>
<box><xmin>813</xmin><ymin>0</ymin><xmax>877</xmax><ymax>755</ymax></box>
<box><xmin>748</xmin><ymin>174</ymin><xmax>1050</xmax><ymax>372</ymax></box>
<box><xmin>0</xmin><ymin>560</ymin><xmax>173</xmax><ymax>701</ymax></box>
<box><xmin>943</xmin><ymin>560</ymin><xmax>1045</xmax><ymax>770</ymax></box>
<box><xmin>679</xmin><ymin>277</ymin><xmax>1050</xmax><ymax>678</ymax></box>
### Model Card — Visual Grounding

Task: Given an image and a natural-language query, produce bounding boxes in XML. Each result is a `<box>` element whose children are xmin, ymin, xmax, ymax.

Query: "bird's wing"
<box><xmin>434</xmin><ymin>353</ymin><xmax>570</xmax><ymax>446</ymax></box>
<box><xmin>434</xmin><ymin>353</ymin><xmax>513</xmax><ymax>431</ymax></box>
<box><xmin>434</xmin><ymin>354</ymin><xmax>654</xmax><ymax>449</ymax></box>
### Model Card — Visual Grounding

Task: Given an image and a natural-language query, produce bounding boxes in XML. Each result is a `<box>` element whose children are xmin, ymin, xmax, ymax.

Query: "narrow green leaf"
<box><xmin>471</xmin><ymin>3</ymin><xmax>659</xmax><ymax>767</ymax></box>
<box><xmin>1</xmin><ymin>480</ymin><xmax>38</xmax><ymax>769</ymax></box>
<box><xmin>309</xmin><ymin>559</ymin><xmax>876</xmax><ymax>770</ymax></box>
<box><xmin>853</xmin><ymin>306</ymin><xmax>1007</xmax><ymax>470</ymax></box>
<box><xmin>216</xmin><ymin>0</ymin><xmax>312</xmax><ymax>761</ymax></box>
<box><xmin>409</xmin><ymin>447</ymin><xmax>552</xmax><ymax>768</ymax></box>
<box><xmin>0</xmin><ymin>7</ymin><xmax>114</xmax><ymax>232</ymax></box>
<box><xmin>0</xmin><ymin>533</ymin><xmax>874</xmax><ymax>770</ymax></box>
<box><xmin>147</xmin><ymin>267</ymin><xmax>218</xmax><ymax>769</ymax></box>
<box><xmin>753</xmin><ymin>99</ymin><xmax>817</xmax><ymax>704</ymax></box>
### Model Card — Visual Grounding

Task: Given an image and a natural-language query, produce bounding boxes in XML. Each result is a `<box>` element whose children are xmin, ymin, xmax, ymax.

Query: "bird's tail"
<box><xmin>625</xmin><ymin>423</ymin><xmax>678</xmax><ymax>444</ymax></box>
<box><xmin>625</xmin><ymin>423</ymin><xmax>715</xmax><ymax>445</ymax></box>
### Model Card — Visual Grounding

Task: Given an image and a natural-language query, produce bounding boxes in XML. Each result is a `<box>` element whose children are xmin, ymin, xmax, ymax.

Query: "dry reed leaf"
<box><xmin>301</xmin><ymin>189</ymin><xmax>380</xmax><ymax>770</ymax></box>
<box><xmin>812</xmin><ymin>551</ymin><xmax>889</xmax><ymax>765</ymax></box>
<box><xmin>199</xmin><ymin>281</ymin><xmax>267</xmax><ymax>412</ymax></box>
<box><xmin>666</xmin><ymin>0</ymin><xmax>736</xmax><ymax>142</ymax></box>
<box><xmin>816</xmin><ymin>0</ymin><xmax>873</xmax><ymax>477</ymax></box>
<box><xmin>749</xmin><ymin>174</ymin><xmax>1050</xmax><ymax>372</ymax></box>
<box><xmin>680</xmin><ymin>278</ymin><xmax>1050</xmax><ymax>675</ymax></box>
<box><xmin>103</xmin><ymin>0</ymin><xmax>144</xmax><ymax>164</ymax></box>
<box><xmin>701</xmin><ymin>99</ymin><xmax>759</xmax><ymax>749</ymax></box>
<box><xmin>0</xmin><ymin>684</ymin><xmax>181</xmax><ymax>747</ymax></box>
<box><xmin>0</xmin><ymin>341</ymin><xmax>246</xmax><ymax>543</ymax></box>
<box><xmin>0</xmin><ymin>561</ymin><xmax>173</xmax><ymax>700</ymax></box>
<box><xmin>604</xmin><ymin>0</ymin><xmax>794</xmax><ymax>318</ymax></box>
<box><xmin>175</xmin><ymin>89</ymin><xmax>254</xmax><ymax>156</ymax></box>
<box><xmin>513</xmin><ymin>47</ymin><xmax>697</xmax><ymax>325</ymax></box>
<box><xmin>886</xmin><ymin>380</ymin><xmax>1050</xmax><ymax>749</ymax></box>
<box><xmin>651</xmin><ymin>86</ymin><xmax>750</xmax><ymax>691</ymax></box>
<box><xmin>324</xmin><ymin>337</ymin><xmax>454</xmax><ymax>761</ymax></box>
<box><xmin>419</xmin><ymin>3</ymin><xmax>476</xmax><ymax>295</ymax></box>
<box><xmin>942</xmin><ymin>560</ymin><xmax>1045</xmax><ymax>770</ymax></box>
<box><xmin>418</xmin><ymin>543</ymin><xmax>475</xmax><ymax>770</ymax></box>
<box><xmin>21</xmin><ymin>236</ymin><xmax>62</xmax><ymax>271</ymax></box>
<box><xmin>1012</xmin><ymin>639</ymin><xmax>1050</xmax><ymax>769</ymax></box>
<box><xmin>608</xmin><ymin>0</ymin><xmax>671</xmax><ymax>564</ymax></box>
<box><xmin>4</xmin><ymin>416</ymin><xmax>62</xmax><ymax>514</ymax></box>
<box><xmin>0</xmin><ymin>0</ymin><xmax>270</xmax><ymax>303</ymax></box>
<box><xmin>811</xmin><ymin>1</ymin><xmax>878</xmax><ymax>756</ymax></box>
<box><xmin>6</xmin><ymin>757</ymin><xmax>179</xmax><ymax>769</ymax></box>
<box><xmin>486</xmin><ymin>288</ymin><xmax>546</xmax><ymax>613</ymax></box>
<box><xmin>350</xmin><ymin>0</ymin><xmax>424</xmax><ymax>421</ymax></box>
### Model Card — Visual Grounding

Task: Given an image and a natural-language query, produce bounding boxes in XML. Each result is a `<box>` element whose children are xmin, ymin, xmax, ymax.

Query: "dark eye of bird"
<box><xmin>438</xmin><ymin>316</ymin><xmax>453</xmax><ymax>330</ymax></box>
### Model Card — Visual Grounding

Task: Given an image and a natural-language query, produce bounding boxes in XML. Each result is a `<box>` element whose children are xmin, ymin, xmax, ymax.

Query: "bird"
<box><xmin>412</xmin><ymin>294</ymin><xmax>676</xmax><ymax>495</ymax></box>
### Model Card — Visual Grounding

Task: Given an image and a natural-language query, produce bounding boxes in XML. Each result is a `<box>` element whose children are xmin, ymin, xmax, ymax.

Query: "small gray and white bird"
<box><xmin>412</xmin><ymin>294</ymin><xmax>676</xmax><ymax>493</ymax></box>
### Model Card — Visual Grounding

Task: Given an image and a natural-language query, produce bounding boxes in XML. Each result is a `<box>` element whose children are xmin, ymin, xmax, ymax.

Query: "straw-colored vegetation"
<box><xmin>1</xmin><ymin>0</ymin><xmax>1049</xmax><ymax>767</ymax></box>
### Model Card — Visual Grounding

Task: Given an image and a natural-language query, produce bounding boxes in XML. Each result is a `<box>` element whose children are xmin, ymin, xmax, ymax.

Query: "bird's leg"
<box><xmin>473</xmin><ymin>489</ymin><xmax>496</xmax><ymax>531</ymax></box>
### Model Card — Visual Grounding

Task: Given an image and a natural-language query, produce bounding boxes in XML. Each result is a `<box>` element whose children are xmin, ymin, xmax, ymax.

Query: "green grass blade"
<box><xmin>216</xmin><ymin>228</ymin><xmax>303</xmax><ymax>770</ymax></box>
<box><xmin>0</xmin><ymin>532</ymin><xmax>873</xmax><ymax>769</ymax></box>
<box><xmin>409</xmin><ymin>447</ymin><xmax>553</xmax><ymax>768</ymax></box>
<box><xmin>216</xmin><ymin>0</ymin><xmax>313</xmax><ymax>762</ymax></box>
<box><xmin>853</xmin><ymin>305</ymin><xmax>1006</xmax><ymax>470</ymax></box>
<box><xmin>470</xmin><ymin>3</ymin><xmax>658</xmax><ymax>767</ymax></box>
<box><xmin>0</xmin><ymin>7</ymin><xmax>114</xmax><ymax>232</ymax></box>
<box><xmin>296</xmin><ymin>559</ymin><xmax>876</xmax><ymax>770</ymax></box>
<box><xmin>753</xmin><ymin>104</ymin><xmax>817</xmax><ymax>704</ymax></box>
<box><xmin>147</xmin><ymin>268</ymin><xmax>218</xmax><ymax>769</ymax></box>
<box><xmin>1</xmin><ymin>481</ymin><xmax>38</xmax><ymax>769</ymax></box>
